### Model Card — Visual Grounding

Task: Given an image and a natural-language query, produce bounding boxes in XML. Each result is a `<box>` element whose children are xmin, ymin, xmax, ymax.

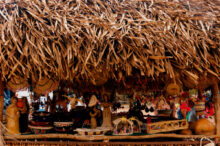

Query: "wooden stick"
<box><xmin>212</xmin><ymin>79</ymin><xmax>220</xmax><ymax>142</ymax></box>
<box><xmin>4</xmin><ymin>140</ymin><xmax>218</xmax><ymax>145</ymax></box>
<box><xmin>3</xmin><ymin>133</ymin><xmax>219</xmax><ymax>141</ymax></box>
<box><xmin>0</xmin><ymin>74</ymin><xmax>4</xmax><ymax>122</ymax></box>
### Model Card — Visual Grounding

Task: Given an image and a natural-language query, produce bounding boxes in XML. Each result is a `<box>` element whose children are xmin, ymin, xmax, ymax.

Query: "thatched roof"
<box><xmin>0</xmin><ymin>0</ymin><xmax>219</xmax><ymax>88</ymax></box>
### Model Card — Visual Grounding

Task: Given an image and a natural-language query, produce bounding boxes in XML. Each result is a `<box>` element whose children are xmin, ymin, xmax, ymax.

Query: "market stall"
<box><xmin>0</xmin><ymin>0</ymin><xmax>219</xmax><ymax>145</ymax></box>
<box><xmin>1</xmin><ymin>79</ymin><xmax>219</xmax><ymax>143</ymax></box>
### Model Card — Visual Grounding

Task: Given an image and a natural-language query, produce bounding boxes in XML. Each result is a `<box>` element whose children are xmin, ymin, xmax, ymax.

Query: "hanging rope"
<box><xmin>200</xmin><ymin>137</ymin><xmax>215</xmax><ymax>146</ymax></box>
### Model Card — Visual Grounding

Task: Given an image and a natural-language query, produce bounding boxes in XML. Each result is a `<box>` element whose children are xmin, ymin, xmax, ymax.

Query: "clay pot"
<box><xmin>189</xmin><ymin>122</ymin><xmax>196</xmax><ymax>130</ymax></box>
<box><xmin>195</xmin><ymin>118</ymin><xmax>215</xmax><ymax>135</ymax></box>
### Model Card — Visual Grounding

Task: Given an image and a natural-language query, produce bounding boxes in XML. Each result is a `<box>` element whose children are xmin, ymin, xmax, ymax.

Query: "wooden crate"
<box><xmin>147</xmin><ymin>119</ymin><xmax>189</xmax><ymax>134</ymax></box>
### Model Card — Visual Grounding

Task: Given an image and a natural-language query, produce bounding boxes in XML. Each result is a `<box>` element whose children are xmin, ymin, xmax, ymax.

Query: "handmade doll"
<box><xmin>101</xmin><ymin>94</ymin><xmax>112</xmax><ymax>128</ymax></box>
<box><xmin>18</xmin><ymin>97</ymin><xmax>29</xmax><ymax>133</ymax></box>
<box><xmin>172</xmin><ymin>97</ymin><xmax>181</xmax><ymax>119</ymax></box>
<box><xmin>5</xmin><ymin>97</ymin><xmax>20</xmax><ymax>135</ymax></box>
<box><xmin>157</xmin><ymin>96</ymin><xmax>170</xmax><ymax>110</ymax></box>
<box><xmin>88</xmin><ymin>95</ymin><xmax>101</xmax><ymax>128</ymax></box>
<box><xmin>180</xmin><ymin>98</ymin><xmax>191</xmax><ymax>119</ymax></box>
<box><xmin>186</xmin><ymin>99</ymin><xmax>197</xmax><ymax>122</ymax></box>
<box><xmin>90</xmin><ymin>106</ymin><xmax>101</xmax><ymax>129</ymax></box>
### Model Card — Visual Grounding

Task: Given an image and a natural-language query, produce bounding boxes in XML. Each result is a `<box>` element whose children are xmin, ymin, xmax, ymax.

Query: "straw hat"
<box><xmin>166</xmin><ymin>83</ymin><xmax>180</xmax><ymax>96</ymax></box>
<box><xmin>88</xmin><ymin>95</ymin><xmax>98</xmax><ymax>107</ymax></box>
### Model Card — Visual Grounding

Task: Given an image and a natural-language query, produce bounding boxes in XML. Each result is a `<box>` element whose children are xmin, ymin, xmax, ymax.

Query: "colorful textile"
<box><xmin>205</xmin><ymin>102</ymin><xmax>214</xmax><ymax>118</ymax></box>
<box><xmin>180</xmin><ymin>102</ymin><xmax>191</xmax><ymax>112</ymax></box>
<box><xmin>186</xmin><ymin>107</ymin><xmax>197</xmax><ymax>122</ymax></box>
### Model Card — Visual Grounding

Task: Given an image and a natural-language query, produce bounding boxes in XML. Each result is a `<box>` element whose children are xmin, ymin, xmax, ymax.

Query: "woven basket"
<box><xmin>195</xmin><ymin>101</ymin><xmax>205</xmax><ymax>116</ymax></box>
<box><xmin>166</xmin><ymin>83</ymin><xmax>180</xmax><ymax>96</ymax></box>
<box><xmin>28</xmin><ymin>125</ymin><xmax>53</xmax><ymax>134</ymax></box>
<box><xmin>75</xmin><ymin>127</ymin><xmax>110</xmax><ymax>135</ymax></box>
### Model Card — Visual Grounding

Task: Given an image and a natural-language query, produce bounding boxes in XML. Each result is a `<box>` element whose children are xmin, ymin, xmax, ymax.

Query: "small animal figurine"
<box><xmin>63</xmin><ymin>95</ymin><xmax>83</xmax><ymax>109</ymax></box>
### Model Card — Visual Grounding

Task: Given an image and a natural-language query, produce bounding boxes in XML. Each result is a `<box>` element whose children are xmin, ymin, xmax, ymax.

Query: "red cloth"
<box><xmin>180</xmin><ymin>102</ymin><xmax>191</xmax><ymax>112</ymax></box>
<box><xmin>147</xmin><ymin>117</ymin><xmax>151</xmax><ymax>124</ymax></box>
<box><xmin>205</xmin><ymin>103</ymin><xmax>215</xmax><ymax>117</ymax></box>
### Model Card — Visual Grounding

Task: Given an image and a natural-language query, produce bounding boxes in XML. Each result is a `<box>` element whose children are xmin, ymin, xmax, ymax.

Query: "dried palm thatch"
<box><xmin>0</xmin><ymin>0</ymin><xmax>219</xmax><ymax>87</ymax></box>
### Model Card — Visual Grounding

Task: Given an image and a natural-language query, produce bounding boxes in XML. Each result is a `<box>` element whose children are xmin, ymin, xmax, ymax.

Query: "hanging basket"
<box><xmin>90</xmin><ymin>71</ymin><xmax>109</xmax><ymax>86</ymax></box>
<box><xmin>33</xmin><ymin>77</ymin><xmax>59</xmax><ymax>95</ymax></box>
<box><xmin>6</xmin><ymin>76</ymin><xmax>29</xmax><ymax>92</ymax></box>
<box><xmin>166</xmin><ymin>83</ymin><xmax>180</xmax><ymax>96</ymax></box>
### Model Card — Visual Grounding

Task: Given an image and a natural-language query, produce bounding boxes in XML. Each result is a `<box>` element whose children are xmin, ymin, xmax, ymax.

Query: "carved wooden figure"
<box><xmin>101</xmin><ymin>95</ymin><xmax>112</xmax><ymax>128</ymax></box>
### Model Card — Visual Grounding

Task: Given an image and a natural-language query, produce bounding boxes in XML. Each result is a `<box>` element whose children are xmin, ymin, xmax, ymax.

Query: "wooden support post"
<box><xmin>0</xmin><ymin>75</ymin><xmax>4</xmax><ymax>122</ymax></box>
<box><xmin>212</xmin><ymin>81</ymin><xmax>220</xmax><ymax>141</ymax></box>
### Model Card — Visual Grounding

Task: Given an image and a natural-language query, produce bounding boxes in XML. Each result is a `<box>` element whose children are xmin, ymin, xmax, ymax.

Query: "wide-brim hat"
<box><xmin>88</xmin><ymin>95</ymin><xmax>98</xmax><ymax>107</ymax></box>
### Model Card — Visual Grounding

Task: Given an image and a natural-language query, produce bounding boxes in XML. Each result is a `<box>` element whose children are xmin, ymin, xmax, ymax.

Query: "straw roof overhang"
<box><xmin>0</xmin><ymin>0</ymin><xmax>219</xmax><ymax>88</ymax></box>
